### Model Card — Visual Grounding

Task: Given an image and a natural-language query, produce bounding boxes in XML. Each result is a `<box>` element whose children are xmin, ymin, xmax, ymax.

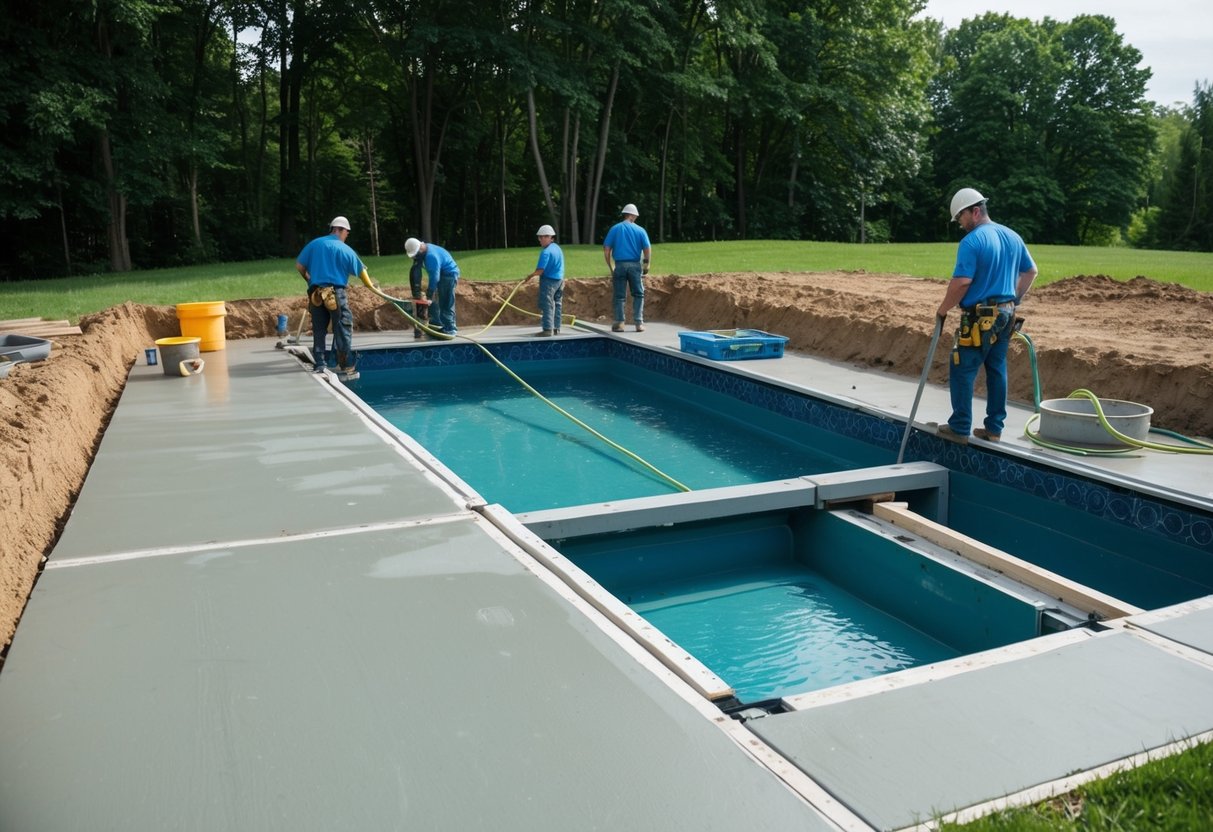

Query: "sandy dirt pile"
<box><xmin>2</xmin><ymin>272</ymin><xmax>1211</xmax><ymax>649</ymax></box>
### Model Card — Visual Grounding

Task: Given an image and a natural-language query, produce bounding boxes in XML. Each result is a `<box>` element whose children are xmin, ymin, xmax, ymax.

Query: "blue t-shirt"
<box><xmin>420</xmin><ymin>243</ymin><xmax>460</xmax><ymax>293</ymax></box>
<box><xmin>952</xmin><ymin>222</ymin><xmax>1035</xmax><ymax>307</ymax></box>
<box><xmin>296</xmin><ymin>234</ymin><xmax>365</xmax><ymax>288</ymax></box>
<box><xmin>603</xmin><ymin>221</ymin><xmax>650</xmax><ymax>262</ymax></box>
<box><xmin>535</xmin><ymin>242</ymin><xmax>564</xmax><ymax>281</ymax></box>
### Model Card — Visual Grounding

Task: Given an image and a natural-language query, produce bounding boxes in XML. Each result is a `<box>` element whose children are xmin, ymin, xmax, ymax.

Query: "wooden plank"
<box><xmin>9</xmin><ymin>324</ymin><xmax>83</xmax><ymax>337</ymax></box>
<box><xmin>873</xmin><ymin>501</ymin><xmax>1143</xmax><ymax>621</ymax></box>
<box><xmin>0</xmin><ymin>317</ymin><xmax>48</xmax><ymax>327</ymax></box>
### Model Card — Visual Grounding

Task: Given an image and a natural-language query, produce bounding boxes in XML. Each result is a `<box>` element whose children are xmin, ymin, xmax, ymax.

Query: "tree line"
<box><xmin>1</xmin><ymin>0</ymin><xmax>1209</xmax><ymax>281</ymax></box>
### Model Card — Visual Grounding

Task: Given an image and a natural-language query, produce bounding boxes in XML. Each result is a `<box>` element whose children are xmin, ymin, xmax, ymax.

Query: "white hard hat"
<box><xmin>330</xmin><ymin>216</ymin><xmax>351</xmax><ymax>231</ymax></box>
<box><xmin>949</xmin><ymin>188</ymin><xmax>986</xmax><ymax>221</ymax></box>
<box><xmin>404</xmin><ymin>237</ymin><xmax>422</xmax><ymax>258</ymax></box>
<box><xmin>536</xmin><ymin>224</ymin><xmax>556</xmax><ymax>237</ymax></box>
<box><xmin>620</xmin><ymin>203</ymin><xmax>639</xmax><ymax>217</ymax></box>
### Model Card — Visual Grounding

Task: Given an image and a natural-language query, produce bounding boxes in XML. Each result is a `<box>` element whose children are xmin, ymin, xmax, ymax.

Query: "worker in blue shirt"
<box><xmin>526</xmin><ymin>224</ymin><xmax>564</xmax><ymax>336</ymax></box>
<box><xmin>603</xmin><ymin>203</ymin><xmax>652</xmax><ymax>332</ymax></box>
<box><xmin>935</xmin><ymin>188</ymin><xmax>1038</xmax><ymax>443</ymax></box>
<box><xmin>295</xmin><ymin>215</ymin><xmax>368</xmax><ymax>378</ymax></box>
<box><xmin>404</xmin><ymin>237</ymin><xmax>460</xmax><ymax>335</ymax></box>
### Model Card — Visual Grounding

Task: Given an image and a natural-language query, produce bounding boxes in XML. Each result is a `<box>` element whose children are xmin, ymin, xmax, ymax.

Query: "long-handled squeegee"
<box><xmin>897</xmin><ymin>316</ymin><xmax>944</xmax><ymax>464</ymax></box>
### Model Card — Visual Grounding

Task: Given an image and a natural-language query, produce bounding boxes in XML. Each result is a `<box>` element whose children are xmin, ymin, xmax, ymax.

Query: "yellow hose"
<box><xmin>358</xmin><ymin>274</ymin><xmax>691</xmax><ymax>492</ymax></box>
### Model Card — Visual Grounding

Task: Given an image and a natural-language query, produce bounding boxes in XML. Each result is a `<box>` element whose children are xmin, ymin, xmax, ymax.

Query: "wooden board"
<box><xmin>873</xmin><ymin>501</ymin><xmax>1143</xmax><ymax>621</ymax></box>
<box><xmin>0</xmin><ymin>319</ymin><xmax>82</xmax><ymax>337</ymax></box>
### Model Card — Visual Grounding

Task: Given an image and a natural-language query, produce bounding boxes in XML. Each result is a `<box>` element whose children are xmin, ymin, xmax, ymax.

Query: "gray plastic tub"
<box><xmin>1038</xmin><ymin>397</ymin><xmax>1153</xmax><ymax>446</ymax></box>
<box><xmin>0</xmin><ymin>334</ymin><xmax>52</xmax><ymax>363</ymax></box>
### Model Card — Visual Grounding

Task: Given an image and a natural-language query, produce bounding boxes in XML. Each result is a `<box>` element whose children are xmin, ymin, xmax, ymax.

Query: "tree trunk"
<box><xmin>189</xmin><ymin>164</ymin><xmax>202</xmax><ymax>247</ymax></box>
<box><xmin>365</xmin><ymin>135</ymin><xmax>380</xmax><ymax>256</ymax></box>
<box><xmin>96</xmin><ymin>16</ymin><xmax>131</xmax><ymax>272</ymax></box>
<box><xmin>56</xmin><ymin>185</ymin><xmax>72</xmax><ymax>274</ymax></box>
<box><xmin>582</xmin><ymin>61</ymin><xmax>620</xmax><ymax>245</ymax></box>
<box><xmin>658</xmin><ymin>108</ymin><xmax>675</xmax><ymax>243</ymax></box>
<box><xmin>567</xmin><ymin>109</ymin><xmax>582</xmax><ymax>244</ymax></box>
<box><xmin>734</xmin><ymin>120</ymin><xmax>747</xmax><ymax>239</ymax></box>
<box><xmin>98</xmin><ymin>126</ymin><xmax>131</xmax><ymax>273</ymax></box>
<box><xmin>499</xmin><ymin>116</ymin><xmax>509</xmax><ymax>248</ymax></box>
<box><xmin>526</xmin><ymin>87</ymin><xmax>559</xmax><ymax>230</ymax></box>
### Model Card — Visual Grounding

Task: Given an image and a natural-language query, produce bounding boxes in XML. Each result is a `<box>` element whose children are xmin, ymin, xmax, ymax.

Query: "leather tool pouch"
<box><xmin>309</xmin><ymin>286</ymin><xmax>338</xmax><ymax>311</ymax></box>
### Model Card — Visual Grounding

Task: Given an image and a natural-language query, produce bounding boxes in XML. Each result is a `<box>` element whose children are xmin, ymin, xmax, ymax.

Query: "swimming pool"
<box><xmin>349</xmin><ymin>335</ymin><xmax>1213</xmax><ymax>699</ymax></box>
<box><xmin>355</xmin><ymin>358</ymin><xmax>883</xmax><ymax>512</ymax></box>
<box><xmin>553</xmin><ymin>506</ymin><xmax>1060</xmax><ymax>702</ymax></box>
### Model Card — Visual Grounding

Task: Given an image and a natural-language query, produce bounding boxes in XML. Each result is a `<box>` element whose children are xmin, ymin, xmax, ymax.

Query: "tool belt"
<box><xmin>309</xmin><ymin>285</ymin><xmax>338</xmax><ymax>311</ymax></box>
<box><xmin>956</xmin><ymin>303</ymin><xmax>1005</xmax><ymax>348</ymax></box>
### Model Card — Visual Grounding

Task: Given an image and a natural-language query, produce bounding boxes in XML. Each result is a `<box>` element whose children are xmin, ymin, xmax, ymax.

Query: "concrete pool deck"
<box><xmin>1</xmin><ymin>324</ymin><xmax>1211</xmax><ymax>830</ymax></box>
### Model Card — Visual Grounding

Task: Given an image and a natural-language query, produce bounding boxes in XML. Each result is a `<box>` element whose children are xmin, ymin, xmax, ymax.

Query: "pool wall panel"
<box><xmin>950</xmin><ymin>474</ymin><xmax>1213</xmax><ymax>609</ymax></box>
<box><xmin>562</xmin><ymin>514</ymin><xmax>795</xmax><ymax>598</ymax></box>
<box><xmin>793</xmin><ymin>511</ymin><xmax>1041</xmax><ymax>653</ymax></box>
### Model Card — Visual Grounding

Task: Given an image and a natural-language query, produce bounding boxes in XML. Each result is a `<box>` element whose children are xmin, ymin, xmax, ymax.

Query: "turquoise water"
<box><xmin>357</xmin><ymin>361</ymin><xmax>845</xmax><ymax>512</ymax></box>
<box><xmin>629</xmin><ymin>566</ymin><xmax>960</xmax><ymax>702</ymax></box>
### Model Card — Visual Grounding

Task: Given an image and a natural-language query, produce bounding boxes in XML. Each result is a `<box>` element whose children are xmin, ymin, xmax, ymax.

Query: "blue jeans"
<box><xmin>948</xmin><ymin>310</ymin><xmax>1015</xmax><ymax>435</ymax></box>
<box><xmin>612</xmin><ymin>261</ymin><xmax>644</xmax><ymax>323</ymax></box>
<box><xmin>310</xmin><ymin>285</ymin><xmax>353</xmax><ymax>368</ymax></box>
<box><xmin>539</xmin><ymin>277</ymin><xmax>564</xmax><ymax>331</ymax></box>
<box><xmin>432</xmin><ymin>275</ymin><xmax>458</xmax><ymax>333</ymax></box>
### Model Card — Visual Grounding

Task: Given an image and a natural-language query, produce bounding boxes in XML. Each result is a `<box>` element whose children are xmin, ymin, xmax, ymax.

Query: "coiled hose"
<box><xmin>1015</xmin><ymin>331</ymin><xmax>1213</xmax><ymax>456</ymax></box>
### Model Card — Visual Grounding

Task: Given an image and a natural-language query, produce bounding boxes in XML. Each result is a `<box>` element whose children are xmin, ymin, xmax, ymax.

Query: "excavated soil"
<box><xmin>3</xmin><ymin>271</ymin><xmax>1211</xmax><ymax>649</ymax></box>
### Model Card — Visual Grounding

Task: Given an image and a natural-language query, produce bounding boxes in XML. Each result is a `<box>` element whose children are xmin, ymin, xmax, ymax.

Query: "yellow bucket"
<box><xmin>176</xmin><ymin>301</ymin><xmax>227</xmax><ymax>351</ymax></box>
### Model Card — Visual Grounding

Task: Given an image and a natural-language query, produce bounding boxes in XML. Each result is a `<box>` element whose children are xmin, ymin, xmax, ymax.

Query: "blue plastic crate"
<box><xmin>677</xmin><ymin>329</ymin><xmax>788</xmax><ymax>361</ymax></box>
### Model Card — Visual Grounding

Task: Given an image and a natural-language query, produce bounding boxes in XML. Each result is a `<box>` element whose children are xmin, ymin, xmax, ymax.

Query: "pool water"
<box><xmin>629</xmin><ymin>565</ymin><xmax>959</xmax><ymax>702</ymax></box>
<box><xmin>356</xmin><ymin>360</ymin><xmax>849</xmax><ymax>512</ymax></box>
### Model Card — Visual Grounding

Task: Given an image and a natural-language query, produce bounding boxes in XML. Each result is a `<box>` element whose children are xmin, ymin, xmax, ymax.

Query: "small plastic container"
<box><xmin>677</xmin><ymin>329</ymin><xmax>788</xmax><ymax>361</ymax></box>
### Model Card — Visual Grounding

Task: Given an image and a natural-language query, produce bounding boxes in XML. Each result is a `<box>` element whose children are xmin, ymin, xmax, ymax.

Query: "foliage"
<box><xmin>930</xmin><ymin>13</ymin><xmax>1154</xmax><ymax>245</ymax></box>
<box><xmin>1150</xmin><ymin>83</ymin><xmax>1213</xmax><ymax>251</ymax></box>
<box><xmin>0</xmin><ymin>1</ymin><xmax>1207</xmax><ymax>281</ymax></box>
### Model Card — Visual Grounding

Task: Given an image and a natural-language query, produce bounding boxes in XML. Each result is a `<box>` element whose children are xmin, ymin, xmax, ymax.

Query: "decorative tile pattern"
<box><xmin>353</xmin><ymin>337</ymin><xmax>1213</xmax><ymax>552</ymax></box>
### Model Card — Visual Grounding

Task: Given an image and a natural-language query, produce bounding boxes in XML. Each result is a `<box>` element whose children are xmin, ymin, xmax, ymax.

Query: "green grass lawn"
<box><xmin>943</xmin><ymin>738</ymin><xmax>1213</xmax><ymax>831</ymax></box>
<box><xmin>2</xmin><ymin>241</ymin><xmax>1211</xmax><ymax>322</ymax></box>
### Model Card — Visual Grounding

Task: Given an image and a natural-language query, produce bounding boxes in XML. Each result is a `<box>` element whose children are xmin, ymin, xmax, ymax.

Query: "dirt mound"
<box><xmin>2</xmin><ymin>272</ymin><xmax>1211</xmax><ymax>650</ymax></box>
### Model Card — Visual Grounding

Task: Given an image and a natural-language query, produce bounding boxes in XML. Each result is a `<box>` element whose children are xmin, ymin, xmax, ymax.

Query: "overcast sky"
<box><xmin>918</xmin><ymin>0</ymin><xmax>1210</xmax><ymax>107</ymax></box>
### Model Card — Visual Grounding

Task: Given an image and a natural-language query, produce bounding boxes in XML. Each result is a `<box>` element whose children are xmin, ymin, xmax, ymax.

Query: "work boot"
<box><xmin>312</xmin><ymin>364</ymin><xmax>325</xmax><ymax>374</ymax></box>
<box><xmin>612</xmin><ymin>322</ymin><xmax>625</xmax><ymax>332</ymax></box>
<box><xmin>635</xmin><ymin>323</ymin><xmax>645</xmax><ymax>332</ymax></box>
<box><xmin>973</xmin><ymin>428</ymin><xmax>1001</xmax><ymax>442</ymax></box>
<box><xmin>935</xmin><ymin>425</ymin><xmax>969</xmax><ymax>444</ymax></box>
<box><xmin>536</xmin><ymin>330</ymin><xmax>554</xmax><ymax>337</ymax></box>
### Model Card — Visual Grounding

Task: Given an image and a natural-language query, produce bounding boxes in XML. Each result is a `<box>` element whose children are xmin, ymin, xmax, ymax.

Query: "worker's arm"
<box><xmin>936</xmin><ymin>277</ymin><xmax>972</xmax><ymax>319</ymax></box>
<box><xmin>603</xmin><ymin>245</ymin><xmax>613</xmax><ymax>276</ymax></box>
<box><xmin>296</xmin><ymin>262</ymin><xmax>309</xmax><ymax>283</ymax></box>
<box><xmin>1015</xmin><ymin>267</ymin><xmax>1038</xmax><ymax>304</ymax></box>
<box><xmin>641</xmin><ymin>246</ymin><xmax>652</xmax><ymax>275</ymax></box>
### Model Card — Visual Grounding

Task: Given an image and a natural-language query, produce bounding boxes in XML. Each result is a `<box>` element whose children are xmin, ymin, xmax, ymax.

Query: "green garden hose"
<box><xmin>1015</xmin><ymin>331</ymin><xmax>1213</xmax><ymax>456</ymax></box>
<box><xmin>359</xmin><ymin>274</ymin><xmax>691</xmax><ymax>492</ymax></box>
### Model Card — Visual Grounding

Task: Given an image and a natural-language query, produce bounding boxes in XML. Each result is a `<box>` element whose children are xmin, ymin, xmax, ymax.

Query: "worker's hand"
<box><xmin>642</xmin><ymin>267</ymin><xmax>649</xmax><ymax>276</ymax></box>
